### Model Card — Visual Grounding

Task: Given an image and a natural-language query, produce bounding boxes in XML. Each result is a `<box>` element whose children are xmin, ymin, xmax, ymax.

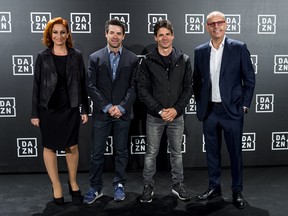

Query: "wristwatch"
<box><xmin>158</xmin><ymin>110</ymin><xmax>163</xmax><ymax>115</ymax></box>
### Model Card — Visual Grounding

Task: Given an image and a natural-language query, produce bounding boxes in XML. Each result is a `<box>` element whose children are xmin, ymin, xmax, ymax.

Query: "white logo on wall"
<box><xmin>57</xmin><ymin>150</ymin><xmax>66</xmax><ymax>156</ymax></box>
<box><xmin>255</xmin><ymin>94</ymin><xmax>274</xmax><ymax>113</ymax></box>
<box><xmin>71</xmin><ymin>13</ymin><xmax>91</xmax><ymax>33</ymax></box>
<box><xmin>272</xmin><ymin>132</ymin><xmax>288</xmax><ymax>150</ymax></box>
<box><xmin>258</xmin><ymin>15</ymin><xmax>276</xmax><ymax>34</ymax></box>
<box><xmin>148</xmin><ymin>14</ymin><xmax>167</xmax><ymax>34</ymax></box>
<box><xmin>242</xmin><ymin>133</ymin><xmax>256</xmax><ymax>151</ymax></box>
<box><xmin>0</xmin><ymin>97</ymin><xmax>16</xmax><ymax>117</ymax></box>
<box><xmin>185</xmin><ymin>14</ymin><xmax>204</xmax><ymax>34</ymax></box>
<box><xmin>167</xmin><ymin>135</ymin><xmax>186</xmax><ymax>153</ymax></box>
<box><xmin>185</xmin><ymin>95</ymin><xmax>196</xmax><ymax>114</ymax></box>
<box><xmin>12</xmin><ymin>55</ymin><xmax>33</xmax><ymax>75</ymax></box>
<box><xmin>202</xmin><ymin>134</ymin><xmax>206</xmax><ymax>152</ymax></box>
<box><xmin>130</xmin><ymin>135</ymin><xmax>186</xmax><ymax>154</ymax></box>
<box><xmin>30</xmin><ymin>12</ymin><xmax>51</xmax><ymax>33</ymax></box>
<box><xmin>131</xmin><ymin>135</ymin><xmax>147</xmax><ymax>154</ymax></box>
<box><xmin>274</xmin><ymin>55</ymin><xmax>288</xmax><ymax>74</ymax></box>
<box><xmin>225</xmin><ymin>14</ymin><xmax>240</xmax><ymax>34</ymax></box>
<box><xmin>88</xmin><ymin>96</ymin><xmax>93</xmax><ymax>116</ymax></box>
<box><xmin>105</xmin><ymin>136</ymin><xmax>113</xmax><ymax>155</ymax></box>
<box><xmin>17</xmin><ymin>138</ymin><xmax>37</xmax><ymax>157</ymax></box>
<box><xmin>0</xmin><ymin>12</ymin><xmax>12</xmax><ymax>32</ymax></box>
<box><xmin>110</xmin><ymin>13</ymin><xmax>130</xmax><ymax>33</ymax></box>
<box><xmin>203</xmin><ymin>133</ymin><xmax>256</xmax><ymax>152</ymax></box>
<box><xmin>250</xmin><ymin>55</ymin><xmax>258</xmax><ymax>74</ymax></box>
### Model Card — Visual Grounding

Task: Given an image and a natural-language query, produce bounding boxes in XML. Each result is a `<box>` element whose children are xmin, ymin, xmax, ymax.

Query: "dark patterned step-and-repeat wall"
<box><xmin>0</xmin><ymin>0</ymin><xmax>287</xmax><ymax>173</ymax></box>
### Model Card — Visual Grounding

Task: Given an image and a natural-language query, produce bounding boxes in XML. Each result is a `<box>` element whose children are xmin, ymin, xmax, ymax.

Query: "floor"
<box><xmin>0</xmin><ymin>166</ymin><xmax>287</xmax><ymax>216</ymax></box>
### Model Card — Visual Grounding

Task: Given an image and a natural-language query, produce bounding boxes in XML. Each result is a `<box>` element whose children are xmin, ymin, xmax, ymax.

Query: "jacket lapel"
<box><xmin>114</xmin><ymin>48</ymin><xmax>126</xmax><ymax>81</ymax></box>
<box><xmin>102</xmin><ymin>48</ymin><xmax>113</xmax><ymax>81</ymax></box>
<box><xmin>45</xmin><ymin>49</ymin><xmax>58</xmax><ymax>81</ymax></box>
<box><xmin>220</xmin><ymin>37</ymin><xmax>232</xmax><ymax>78</ymax></box>
<box><xmin>204</xmin><ymin>43</ymin><xmax>211</xmax><ymax>77</ymax></box>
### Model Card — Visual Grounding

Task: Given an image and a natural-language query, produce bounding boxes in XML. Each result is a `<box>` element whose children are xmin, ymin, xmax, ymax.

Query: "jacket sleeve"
<box><xmin>119</xmin><ymin>55</ymin><xmax>138</xmax><ymax>112</ymax></box>
<box><xmin>31</xmin><ymin>53</ymin><xmax>42</xmax><ymax>118</ymax></box>
<box><xmin>86</xmin><ymin>54</ymin><xmax>110</xmax><ymax>112</ymax></box>
<box><xmin>78</xmin><ymin>52</ymin><xmax>89</xmax><ymax>114</ymax></box>
<box><xmin>137</xmin><ymin>59</ymin><xmax>163</xmax><ymax>113</ymax></box>
<box><xmin>241</xmin><ymin>44</ymin><xmax>256</xmax><ymax>108</ymax></box>
<box><xmin>173</xmin><ymin>55</ymin><xmax>193</xmax><ymax>115</ymax></box>
<box><xmin>192</xmin><ymin>49</ymin><xmax>202</xmax><ymax>102</ymax></box>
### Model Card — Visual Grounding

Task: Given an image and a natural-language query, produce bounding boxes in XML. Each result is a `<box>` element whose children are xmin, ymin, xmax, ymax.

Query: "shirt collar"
<box><xmin>107</xmin><ymin>46</ymin><xmax>123</xmax><ymax>55</ymax></box>
<box><xmin>209</xmin><ymin>35</ymin><xmax>226</xmax><ymax>49</ymax></box>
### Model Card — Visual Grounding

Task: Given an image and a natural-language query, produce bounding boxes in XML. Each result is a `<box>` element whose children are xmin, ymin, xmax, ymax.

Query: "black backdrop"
<box><xmin>0</xmin><ymin>0</ymin><xmax>288</xmax><ymax>173</ymax></box>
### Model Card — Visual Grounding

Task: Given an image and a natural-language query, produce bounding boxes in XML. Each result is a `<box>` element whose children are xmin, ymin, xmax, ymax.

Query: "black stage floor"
<box><xmin>1</xmin><ymin>166</ymin><xmax>287</xmax><ymax>216</ymax></box>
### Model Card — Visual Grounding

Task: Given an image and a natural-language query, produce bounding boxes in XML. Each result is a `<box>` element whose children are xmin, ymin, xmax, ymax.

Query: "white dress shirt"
<box><xmin>209</xmin><ymin>36</ymin><xmax>226</xmax><ymax>102</ymax></box>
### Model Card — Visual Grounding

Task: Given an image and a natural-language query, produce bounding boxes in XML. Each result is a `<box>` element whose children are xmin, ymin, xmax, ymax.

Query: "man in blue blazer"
<box><xmin>193</xmin><ymin>11</ymin><xmax>255</xmax><ymax>209</ymax></box>
<box><xmin>84</xmin><ymin>19</ymin><xmax>138</xmax><ymax>204</ymax></box>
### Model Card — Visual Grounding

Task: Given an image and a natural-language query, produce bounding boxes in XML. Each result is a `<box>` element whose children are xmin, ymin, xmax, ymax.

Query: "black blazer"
<box><xmin>86</xmin><ymin>47</ymin><xmax>138</xmax><ymax>121</ymax></box>
<box><xmin>193</xmin><ymin>37</ymin><xmax>256</xmax><ymax>120</ymax></box>
<box><xmin>31</xmin><ymin>48</ymin><xmax>88</xmax><ymax>118</ymax></box>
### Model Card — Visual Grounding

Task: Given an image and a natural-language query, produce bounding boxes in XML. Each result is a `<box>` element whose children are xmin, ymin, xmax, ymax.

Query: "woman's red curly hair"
<box><xmin>42</xmin><ymin>17</ymin><xmax>73</xmax><ymax>48</ymax></box>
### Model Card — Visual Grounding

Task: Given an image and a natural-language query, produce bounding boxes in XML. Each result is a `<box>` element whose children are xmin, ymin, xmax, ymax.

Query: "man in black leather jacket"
<box><xmin>137</xmin><ymin>19</ymin><xmax>193</xmax><ymax>203</ymax></box>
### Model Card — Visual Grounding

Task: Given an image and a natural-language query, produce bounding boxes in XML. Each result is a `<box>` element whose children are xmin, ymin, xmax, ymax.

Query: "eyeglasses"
<box><xmin>207</xmin><ymin>21</ymin><xmax>226</xmax><ymax>27</ymax></box>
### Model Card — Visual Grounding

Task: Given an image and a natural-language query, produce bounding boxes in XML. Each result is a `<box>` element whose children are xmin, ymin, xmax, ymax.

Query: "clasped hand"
<box><xmin>160</xmin><ymin>108</ymin><xmax>177</xmax><ymax>122</ymax></box>
<box><xmin>108</xmin><ymin>106</ymin><xmax>122</xmax><ymax>118</ymax></box>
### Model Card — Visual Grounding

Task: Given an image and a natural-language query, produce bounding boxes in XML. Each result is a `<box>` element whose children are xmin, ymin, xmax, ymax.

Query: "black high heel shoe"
<box><xmin>54</xmin><ymin>197</ymin><xmax>64</xmax><ymax>205</ymax></box>
<box><xmin>68</xmin><ymin>180</ymin><xmax>83</xmax><ymax>205</ymax></box>
<box><xmin>52</xmin><ymin>188</ymin><xmax>64</xmax><ymax>205</ymax></box>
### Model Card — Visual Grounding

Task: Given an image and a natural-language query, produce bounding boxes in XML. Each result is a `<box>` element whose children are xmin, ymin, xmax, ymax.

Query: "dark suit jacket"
<box><xmin>193</xmin><ymin>37</ymin><xmax>256</xmax><ymax>120</ymax></box>
<box><xmin>86</xmin><ymin>47</ymin><xmax>138</xmax><ymax>121</ymax></box>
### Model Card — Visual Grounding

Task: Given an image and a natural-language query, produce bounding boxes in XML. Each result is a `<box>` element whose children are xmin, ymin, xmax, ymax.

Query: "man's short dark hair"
<box><xmin>153</xmin><ymin>19</ymin><xmax>174</xmax><ymax>36</ymax></box>
<box><xmin>105</xmin><ymin>18</ymin><xmax>126</xmax><ymax>34</ymax></box>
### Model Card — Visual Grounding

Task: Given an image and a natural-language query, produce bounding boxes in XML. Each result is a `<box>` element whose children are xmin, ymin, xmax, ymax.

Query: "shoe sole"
<box><xmin>83</xmin><ymin>192</ymin><xmax>103</xmax><ymax>204</ymax></box>
<box><xmin>114</xmin><ymin>196</ymin><xmax>125</xmax><ymax>202</ymax></box>
<box><xmin>195</xmin><ymin>192</ymin><xmax>222</xmax><ymax>201</ymax></box>
<box><xmin>172</xmin><ymin>189</ymin><xmax>191</xmax><ymax>201</ymax></box>
<box><xmin>233</xmin><ymin>200</ymin><xmax>247</xmax><ymax>209</ymax></box>
<box><xmin>140</xmin><ymin>191</ymin><xmax>154</xmax><ymax>203</ymax></box>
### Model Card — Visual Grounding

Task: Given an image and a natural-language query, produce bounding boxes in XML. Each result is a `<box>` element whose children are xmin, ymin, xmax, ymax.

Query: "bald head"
<box><xmin>207</xmin><ymin>11</ymin><xmax>225</xmax><ymax>23</ymax></box>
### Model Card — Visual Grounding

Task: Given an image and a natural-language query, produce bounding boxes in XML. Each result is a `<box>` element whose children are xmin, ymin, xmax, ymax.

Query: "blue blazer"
<box><xmin>86</xmin><ymin>47</ymin><xmax>138</xmax><ymax>121</ymax></box>
<box><xmin>193</xmin><ymin>37</ymin><xmax>256</xmax><ymax>120</ymax></box>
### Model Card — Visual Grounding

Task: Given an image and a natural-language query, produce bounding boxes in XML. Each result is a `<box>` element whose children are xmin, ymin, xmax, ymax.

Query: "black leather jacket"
<box><xmin>31</xmin><ymin>48</ymin><xmax>88</xmax><ymax>118</ymax></box>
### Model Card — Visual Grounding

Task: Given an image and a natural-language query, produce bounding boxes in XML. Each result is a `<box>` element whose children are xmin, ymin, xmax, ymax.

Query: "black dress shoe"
<box><xmin>196</xmin><ymin>188</ymin><xmax>222</xmax><ymax>201</ymax></box>
<box><xmin>233</xmin><ymin>192</ymin><xmax>247</xmax><ymax>209</ymax></box>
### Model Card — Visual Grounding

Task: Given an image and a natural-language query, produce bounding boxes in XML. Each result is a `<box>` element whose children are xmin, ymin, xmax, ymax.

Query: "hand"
<box><xmin>81</xmin><ymin>114</ymin><xmax>88</xmax><ymax>124</ymax></box>
<box><xmin>108</xmin><ymin>106</ymin><xmax>116</xmax><ymax>116</ymax></box>
<box><xmin>161</xmin><ymin>108</ymin><xmax>177</xmax><ymax>122</ymax></box>
<box><xmin>109</xmin><ymin>106</ymin><xmax>123</xmax><ymax>118</ymax></box>
<box><xmin>31</xmin><ymin>118</ymin><xmax>40</xmax><ymax>127</ymax></box>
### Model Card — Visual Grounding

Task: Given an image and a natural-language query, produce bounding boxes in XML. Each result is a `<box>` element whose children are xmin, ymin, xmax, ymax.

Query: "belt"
<box><xmin>210</xmin><ymin>101</ymin><xmax>222</xmax><ymax>105</ymax></box>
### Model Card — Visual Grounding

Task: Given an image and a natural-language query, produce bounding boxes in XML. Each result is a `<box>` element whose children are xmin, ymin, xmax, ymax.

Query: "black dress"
<box><xmin>39</xmin><ymin>54</ymin><xmax>80</xmax><ymax>151</ymax></box>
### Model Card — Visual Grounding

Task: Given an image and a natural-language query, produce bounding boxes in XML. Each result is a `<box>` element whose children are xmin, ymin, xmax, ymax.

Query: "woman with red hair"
<box><xmin>31</xmin><ymin>17</ymin><xmax>88</xmax><ymax>205</ymax></box>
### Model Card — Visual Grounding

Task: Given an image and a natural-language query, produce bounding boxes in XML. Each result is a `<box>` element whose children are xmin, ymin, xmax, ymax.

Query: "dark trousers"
<box><xmin>203</xmin><ymin>103</ymin><xmax>244</xmax><ymax>192</ymax></box>
<box><xmin>89</xmin><ymin>118</ymin><xmax>130</xmax><ymax>192</ymax></box>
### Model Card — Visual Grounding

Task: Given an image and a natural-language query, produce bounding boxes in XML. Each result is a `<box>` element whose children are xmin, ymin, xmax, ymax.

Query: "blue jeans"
<box><xmin>89</xmin><ymin>118</ymin><xmax>130</xmax><ymax>192</ymax></box>
<box><xmin>143</xmin><ymin>114</ymin><xmax>184</xmax><ymax>186</ymax></box>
